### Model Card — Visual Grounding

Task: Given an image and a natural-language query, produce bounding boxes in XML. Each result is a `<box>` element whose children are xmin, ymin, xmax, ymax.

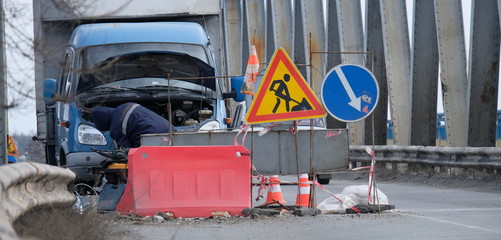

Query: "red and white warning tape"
<box><xmin>325</xmin><ymin>130</ymin><xmax>342</xmax><ymax>138</ymax></box>
<box><xmin>234</xmin><ymin>123</ymin><xmax>250</xmax><ymax>145</ymax></box>
<box><xmin>254</xmin><ymin>175</ymin><xmax>270</xmax><ymax>201</ymax></box>
<box><xmin>366</xmin><ymin>147</ymin><xmax>376</xmax><ymax>203</ymax></box>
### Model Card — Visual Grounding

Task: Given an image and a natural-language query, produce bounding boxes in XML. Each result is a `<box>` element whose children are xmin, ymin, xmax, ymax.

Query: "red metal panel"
<box><xmin>116</xmin><ymin>145</ymin><xmax>251</xmax><ymax>218</ymax></box>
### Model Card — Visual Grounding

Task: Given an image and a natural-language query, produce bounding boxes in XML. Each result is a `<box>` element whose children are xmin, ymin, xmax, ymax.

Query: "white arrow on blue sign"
<box><xmin>321</xmin><ymin>64</ymin><xmax>379</xmax><ymax>122</ymax></box>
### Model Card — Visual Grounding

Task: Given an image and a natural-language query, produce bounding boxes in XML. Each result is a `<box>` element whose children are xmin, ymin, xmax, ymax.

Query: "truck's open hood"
<box><xmin>77</xmin><ymin>51</ymin><xmax>216</xmax><ymax>93</ymax></box>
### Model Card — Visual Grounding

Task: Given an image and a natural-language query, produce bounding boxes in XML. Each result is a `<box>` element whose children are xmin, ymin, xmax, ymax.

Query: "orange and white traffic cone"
<box><xmin>265</xmin><ymin>175</ymin><xmax>286</xmax><ymax>204</ymax></box>
<box><xmin>240</xmin><ymin>45</ymin><xmax>259</xmax><ymax>95</ymax></box>
<box><xmin>295</xmin><ymin>173</ymin><xmax>311</xmax><ymax>207</ymax></box>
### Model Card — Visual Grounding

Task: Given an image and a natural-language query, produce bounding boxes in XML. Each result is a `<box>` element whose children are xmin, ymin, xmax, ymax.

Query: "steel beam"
<box><xmin>365</xmin><ymin>0</ymin><xmax>388</xmax><ymax>145</ymax></box>
<box><xmin>336</xmin><ymin>0</ymin><xmax>365</xmax><ymax>145</ymax></box>
<box><xmin>223</xmin><ymin>0</ymin><xmax>244</xmax><ymax>75</ymax></box>
<box><xmin>411</xmin><ymin>0</ymin><xmax>439</xmax><ymax>146</ymax></box>
<box><xmin>294</xmin><ymin>0</ymin><xmax>307</xmax><ymax>78</ymax></box>
<box><xmin>326</xmin><ymin>0</ymin><xmax>341</xmax><ymax>71</ymax></box>
<box><xmin>325</xmin><ymin>0</ymin><xmax>346</xmax><ymax>129</ymax></box>
<box><xmin>245</xmin><ymin>0</ymin><xmax>267</xmax><ymax>65</ymax></box>
<box><xmin>499</xmin><ymin>0</ymin><xmax>501</xmax><ymax>28</ymax></box>
<box><xmin>243</xmin><ymin>0</ymin><xmax>266</xmax><ymax>107</ymax></box>
<box><xmin>265</xmin><ymin>0</ymin><xmax>275</xmax><ymax>63</ymax></box>
<box><xmin>270</xmin><ymin>0</ymin><xmax>294</xmax><ymax>58</ymax></box>
<box><xmin>380</xmin><ymin>0</ymin><xmax>412</xmax><ymax>146</ymax></box>
<box><xmin>434</xmin><ymin>0</ymin><xmax>469</xmax><ymax>147</ymax></box>
<box><xmin>299</xmin><ymin>0</ymin><xmax>326</xmax><ymax>95</ymax></box>
<box><xmin>467</xmin><ymin>0</ymin><xmax>500</xmax><ymax>147</ymax></box>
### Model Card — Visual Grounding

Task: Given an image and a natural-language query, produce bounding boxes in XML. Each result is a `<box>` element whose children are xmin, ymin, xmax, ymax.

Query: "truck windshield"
<box><xmin>82</xmin><ymin>42</ymin><xmax>208</xmax><ymax>66</ymax></box>
<box><xmin>77</xmin><ymin>50</ymin><xmax>215</xmax><ymax>94</ymax></box>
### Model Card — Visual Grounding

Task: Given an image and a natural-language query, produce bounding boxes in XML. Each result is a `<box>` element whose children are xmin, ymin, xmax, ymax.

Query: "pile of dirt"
<box><xmin>13</xmin><ymin>207</ymin><xmax>134</xmax><ymax>240</ymax></box>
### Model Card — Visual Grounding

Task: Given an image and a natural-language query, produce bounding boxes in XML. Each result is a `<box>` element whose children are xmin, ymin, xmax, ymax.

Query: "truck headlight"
<box><xmin>78</xmin><ymin>125</ymin><xmax>107</xmax><ymax>145</ymax></box>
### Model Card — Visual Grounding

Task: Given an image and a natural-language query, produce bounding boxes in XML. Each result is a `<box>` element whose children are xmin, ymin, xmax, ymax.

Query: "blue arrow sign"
<box><xmin>321</xmin><ymin>64</ymin><xmax>379</xmax><ymax>122</ymax></box>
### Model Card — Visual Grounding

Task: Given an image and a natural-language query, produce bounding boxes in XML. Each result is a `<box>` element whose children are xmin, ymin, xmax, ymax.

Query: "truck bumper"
<box><xmin>66</xmin><ymin>151</ymin><xmax>108</xmax><ymax>182</ymax></box>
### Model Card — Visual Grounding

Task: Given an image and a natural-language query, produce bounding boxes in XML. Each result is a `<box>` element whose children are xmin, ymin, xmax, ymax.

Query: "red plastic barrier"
<box><xmin>116</xmin><ymin>145</ymin><xmax>251</xmax><ymax>218</ymax></box>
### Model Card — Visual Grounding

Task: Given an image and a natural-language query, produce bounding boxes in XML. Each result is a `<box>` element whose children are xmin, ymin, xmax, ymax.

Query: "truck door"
<box><xmin>53</xmin><ymin>49</ymin><xmax>74</xmax><ymax>165</ymax></box>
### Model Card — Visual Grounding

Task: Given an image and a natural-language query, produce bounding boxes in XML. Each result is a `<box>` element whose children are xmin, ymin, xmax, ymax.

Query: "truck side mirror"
<box><xmin>225</xmin><ymin>76</ymin><xmax>245</xmax><ymax>102</ymax></box>
<box><xmin>43</xmin><ymin>78</ymin><xmax>57</xmax><ymax>105</ymax></box>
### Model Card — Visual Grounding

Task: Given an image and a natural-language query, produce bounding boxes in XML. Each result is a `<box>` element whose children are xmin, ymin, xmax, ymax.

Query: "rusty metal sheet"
<box><xmin>141</xmin><ymin>129</ymin><xmax>349</xmax><ymax>175</ymax></box>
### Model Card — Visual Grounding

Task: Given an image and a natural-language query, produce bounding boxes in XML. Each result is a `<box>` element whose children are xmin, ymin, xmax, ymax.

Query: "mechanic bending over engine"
<box><xmin>91</xmin><ymin>102</ymin><xmax>176</xmax><ymax>148</ymax></box>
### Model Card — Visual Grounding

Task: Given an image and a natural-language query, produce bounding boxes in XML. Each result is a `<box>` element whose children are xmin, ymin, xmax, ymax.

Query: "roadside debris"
<box><xmin>317</xmin><ymin>185</ymin><xmax>392</xmax><ymax>214</ymax></box>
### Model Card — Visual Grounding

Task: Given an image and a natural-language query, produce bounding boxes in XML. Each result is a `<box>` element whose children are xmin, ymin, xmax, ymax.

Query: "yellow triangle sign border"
<box><xmin>246</xmin><ymin>48</ymin><xmax>326</xmax><ymax>124</ymax></box>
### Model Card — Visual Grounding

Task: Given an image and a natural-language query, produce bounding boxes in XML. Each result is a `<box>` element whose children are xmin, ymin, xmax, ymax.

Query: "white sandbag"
<box><xmin>317</xmin><ymin>194</ymin><xmax>355</xmax><ymax>214</ymax></box>
<box><xmin>342</xmin><ymin>185</ymin><xmax>389</xmax><ymax>205</ymax></box>
<box><xmin>317</xmin><ymin>185</ymin><xmax>389</xmax><ymax>214</ymax></box>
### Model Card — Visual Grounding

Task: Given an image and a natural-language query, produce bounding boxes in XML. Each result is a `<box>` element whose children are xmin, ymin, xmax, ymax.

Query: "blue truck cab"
<box><xmin>43</xmin><ymin>22</ymin><xmax>243</xmax><ymax>182</ymax></box>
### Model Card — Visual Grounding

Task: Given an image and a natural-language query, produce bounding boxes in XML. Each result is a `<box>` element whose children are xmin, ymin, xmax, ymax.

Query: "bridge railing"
<box><xmin>350</xmin><ymin>145</ymin><xmax>501</xmax><ymax>175</ymax></box>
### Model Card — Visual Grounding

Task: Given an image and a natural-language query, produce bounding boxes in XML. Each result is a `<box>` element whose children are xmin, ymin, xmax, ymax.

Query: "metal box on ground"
<box><xmin>141</xmin><ymin>129</ymin><xmax>349</xmax><ymax>175</ymax></box>
<box><xmin>116</xmin><ymin>145</ymin><xmax>251</xmax><ymax>218</ymax></box>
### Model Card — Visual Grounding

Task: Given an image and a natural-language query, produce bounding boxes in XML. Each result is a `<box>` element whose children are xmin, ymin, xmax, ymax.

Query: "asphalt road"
<box><xmin>116</xmin><ymin>176</ymin><xmax>501</xmax><ymax>240</ymax></box>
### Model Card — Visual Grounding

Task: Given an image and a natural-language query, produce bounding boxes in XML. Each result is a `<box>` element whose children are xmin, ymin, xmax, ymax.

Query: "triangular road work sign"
<box><xmin>246</xmin><ymin>48</ymin><xmax>326</xmax><ymax>124</ymax></box>
<box><xmin>7</xmin><ymin>135</ymin><xmax>19</xmax><ymax>157</ymax></box>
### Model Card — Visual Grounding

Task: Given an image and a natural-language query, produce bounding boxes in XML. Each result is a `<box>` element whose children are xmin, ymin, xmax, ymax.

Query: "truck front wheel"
<box><xmin>317</xmin><ymin>177</ymin><xmax>330</xmax><ymax>185</ymax></box>
<box><xmin>309</xmin><ymin>174</ymin><xmax>331</xmax><ymax>185</ymax></box>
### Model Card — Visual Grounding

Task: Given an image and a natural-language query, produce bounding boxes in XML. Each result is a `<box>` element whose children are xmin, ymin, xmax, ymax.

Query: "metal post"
<box><xmin>411</xmin><ymin>0</ymin><xmax>439</xmax><ymax>146</ymax></box>
<box><xmin>380</xmin><ymin>0</ymin><xmax>412</xmax><ymax>146</ymax></box>
<box><xmin>0</xmin><ymin>0</ymin><xmax>7</xmax><ymax>165</ymax></box>
<box><xmin>325</xmin><ymin>0</ymin><xmax>346</xmax><ymax>130</ymax></box>
<box><xmin>271</xmin><ymin>0</ymin><xmax>294</xmax><ymax>58</ymax></box>
<box><xmin>336</xmin><ymin>0</ymin><xmax>365</xmax><ymax>145</ymax></box>
<box><xmin>467</xmin><ymin>0</ymin><xmax>500</xmax><ymax>147</ymax></box>
<box><xmin>434</xmin><ymin>0</ymin><xmax>469</xmax><ymax>147</ymax></box>
<box><xmin>223</xmin><ymin>0</ymin><xmax>243</xmax><ymax>76</ymax></box>
<box><xmin>365</xmin><ymin>0</ymin><xmax>388</xmax><ymax>145</ymax></box>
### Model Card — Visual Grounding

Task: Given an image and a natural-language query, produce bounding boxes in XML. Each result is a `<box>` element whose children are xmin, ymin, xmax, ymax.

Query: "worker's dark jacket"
<box><xmin>91</xmin><ymin>103</ymin><xmax>175</xmax><ymax>148</ymax></box>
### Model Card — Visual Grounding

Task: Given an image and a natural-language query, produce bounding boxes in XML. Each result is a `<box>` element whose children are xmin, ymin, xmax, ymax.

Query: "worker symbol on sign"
<box><xmin>269</xmin><ymin>74</ymin><xmax>312</xmax><ymax>113</ymax></box>
<box><xmin>270</xmin><ymin>74</ymin><xmax>291</xmax><ymax>113</ymax></box>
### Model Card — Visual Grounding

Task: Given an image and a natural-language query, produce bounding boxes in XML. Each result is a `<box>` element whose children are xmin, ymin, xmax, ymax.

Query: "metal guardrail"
<box><xmin>0</xmin><ymin>162</ymin><xmax>76</xmax><ymax>240</ymax></box>
<box><xmin>350</xmin><ymin>145</ymin><xmax>501</xmax><ymax>169</ymax></box>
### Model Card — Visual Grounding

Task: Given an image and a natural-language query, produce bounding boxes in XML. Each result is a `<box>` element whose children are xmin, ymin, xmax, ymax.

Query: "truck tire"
<box><xmin>45</xmin><ymin>144</ymin><xmax>58</xmax><ymax>166</ymax></box>
<box><xmin>309</xmin><ymin>174</ymin><xmax>331</xmax><ymax>185</ymax></box>
<box><xmin>317</xmin><ymin>177</ymin><xmax>330</xmax><ymax>185</ymax></box>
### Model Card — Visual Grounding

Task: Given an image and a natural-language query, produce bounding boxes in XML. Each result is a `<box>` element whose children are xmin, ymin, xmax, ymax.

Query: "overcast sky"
<box><xmin>5</xmin><ymin>0</ymin><xmax>36</xmax><ymax>135</ymax></box>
